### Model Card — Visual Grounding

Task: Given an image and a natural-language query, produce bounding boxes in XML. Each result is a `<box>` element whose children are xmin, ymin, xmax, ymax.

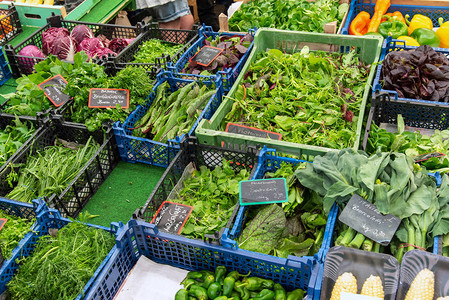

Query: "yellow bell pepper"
<box><xmin>405</xmin><ymin>14</ymin><xmax>433</xmax><ymax>35</ymax></box>
<box><xmin>397</xmin><ymin>36</ymin><xmax>420</xmax><ymax>47</ymax></box>
<box><xmin>437</xmin><ymin>18</ymin><xmax>449</xmax><ymax>48</ymax></box>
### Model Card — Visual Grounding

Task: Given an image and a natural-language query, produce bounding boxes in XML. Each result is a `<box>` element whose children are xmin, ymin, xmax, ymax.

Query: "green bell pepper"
<box><xmin>377</xmin><ymin>16</ymin><xmax>408</xmax><ymax>39</ymax></box>
<box><xmin>410</xmin><ymin>28</ymin><xmax>440</xmax><ymax>47</ymax></box>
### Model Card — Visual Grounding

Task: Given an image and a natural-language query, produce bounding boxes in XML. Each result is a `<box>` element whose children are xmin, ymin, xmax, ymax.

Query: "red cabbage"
<box><xmin>97</xmin><ymin>34</ymin><xmax>110</xmax><ymax>48</ymax></box>
<box><xmin>70</xmin><ymin>25</ymin><xmax>94</xmax><ymax>45</ymax></box>
<box><xmin>18</xmin><ymin>45</ymin><xmax>45</xmax><ymax>73</ymax></box>
<box><xmin>91</xmin><ymin>47</ymin><xmax>116</xmax><ymax>59</ymax></box>
<box><xmin>52</xmin><ymin>36</ymin><xmax>76</xmax><ymax>63</ymax></box>
<box><xmin>42</xmin><ymin>27</ymin><xmax>70</xmax><ymax>55</ymax></box>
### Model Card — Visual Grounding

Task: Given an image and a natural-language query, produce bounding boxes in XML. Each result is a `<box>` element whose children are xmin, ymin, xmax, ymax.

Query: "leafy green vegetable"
<box><xmin>0</xmin><ymin>117</ymin><xmax>35</xmax><ymax>166</ymax></box>
<box><xmin>295</xmin><ymin>149</ymin><xmax>449</xmax><ymax>262</ymax></box>
<box><xmin>229</xmin><ymin>0</ymin><xmax>348</xmax><ymax>32</ymax></box>
<box><xmin>0</xmin><ymin>210</ymin><xmax>33</xmax><ymax>259</ymax></box>
<box><xmin>132</xmin><ymin>39</ymin><xmax>184</xmax><ymax>64</ymax></box>
<box><xmin>237</xmin><ymin>162</ymin><xmax>326</xmax><ymax>257</ymax></box>
<box><xmin>6</xmin><ymin>136</ymin><xmax>99</xmax><ymax>203</ymax></box>
<box><xmin>132</xmin><ymin>81</ymin><xmax>215</xmax><ymax>143</ymax></box>
<box><xmin>174</xmin><ymin>160</ymin><xmax>250</xmax><ymax>239</ymax></box>
<box><xmin>367</xmin><ymin>116</ymin><xmax>449</xmax><ymax>174</ymax></box>
<box><xmin>8</xmin><ymin>213</ymin><xmax>115</xmax><ymax>300</ymax></box>
<box><xmin>238</xmin><ymin>204</ymin><xmax>286</xmax><ymax>254</ymax></box>
<box><xmin>223</xmin><ymin>48</ymin><xmax>370</xmax><ymax>149</ymax></box>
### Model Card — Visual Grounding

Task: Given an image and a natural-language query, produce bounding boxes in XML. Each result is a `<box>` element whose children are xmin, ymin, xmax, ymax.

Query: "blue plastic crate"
<box><xmin>85</xmin><ymin>219</ymin><xmax>320</xmax><ymax>300</ymax></box>
<box><xmin>341</xmin><ymin>0</ymin><xmax>449</xmax><ymax>35</ymax></box>
<box><xmin>0</xmin><ymin>47</ymin><xmax>11</xmax><ymax>86</ymax></box>
<box><xmin>0</xmin><ymin>202</ymin><xmax>122</xmax><ymax>298</ymax></box>
<box><xmin>167</xmin><ymin>25</ymin><xmax>255</xmax><ymax>92</ymax></box>
<box><xmin>371</xmin><ymin>38</ymin><xmax>449</xmax><ymax>104</ymax></box>
<box><xmin>113</xmin><ymin>71</ymin><xmax>224</xmax><ymax>168</ymax></box>
<box><xmin>221</xmin><ymin>146</ymin><xmax>339</xmax><ymax>265</ymax></box>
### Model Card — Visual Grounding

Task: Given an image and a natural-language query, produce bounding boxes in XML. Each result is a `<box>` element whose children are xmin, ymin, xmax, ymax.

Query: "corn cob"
<box><xmin>405</xmin><ymin>268</ymin><xmax>434</xmax><ymax>300</ymax></box>
<box><xmin>330</xmin><ymin>272</ymin><xmax>358</xmax><ymax>300</ymax></box>
<box><xmin>361</xmin><ymin>275</ymin><xmax>384</xmax><ymax>299</ymax></box>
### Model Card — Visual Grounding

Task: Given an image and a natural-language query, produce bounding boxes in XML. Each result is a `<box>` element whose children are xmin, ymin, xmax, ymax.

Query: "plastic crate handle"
<box><xmin>220</xmin><ymin>228</ymin><xmax>238</xmax><ymax>249</ymax></box>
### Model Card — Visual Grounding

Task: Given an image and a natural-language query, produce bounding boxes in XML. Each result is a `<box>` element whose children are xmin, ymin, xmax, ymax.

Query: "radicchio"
<box><xmin>42</xmin><ymin>27</ymin><xmax>70</xmax><ymax>55</ymax></box>
<box><xmin>70</xmin><ymin>25</ymin><xmax>94</xmax><ymax>45</ymax></box>
<box><xmin>52</xmin><ymin>36</ymin><xmax>76</xmax><ymax>63</ymax></box>
<box><xmin>77</xmin><ymin>38</ymin><xmax>104</xmax><ymax>54</ymax></box>
<box><xmin>108</xmin><ymin>38</ymin><xmax>130</xmax><ymax>54</ymax></box>
<box><xmin>18</xmin><ymin>45</ymin><xmax>45</xmax><ymax>73</ymax></box>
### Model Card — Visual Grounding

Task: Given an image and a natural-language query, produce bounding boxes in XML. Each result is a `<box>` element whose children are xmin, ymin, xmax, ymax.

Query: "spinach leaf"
<box><xmin>237</xmin><ymin>204</ymin><xmax>286</xmax><ymax>254</ymax></box>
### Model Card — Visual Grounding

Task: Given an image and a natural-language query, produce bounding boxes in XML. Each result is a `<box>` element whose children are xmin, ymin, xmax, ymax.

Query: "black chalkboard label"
<box><xmin>88</xmin><ymin>88</ymin><xmax>129</xmax><ymax>109</ymax></box>
<box><xmin>226</xmin><ymin>123</ymin><xmax>282</xmax><ymax>140</ymax></box>
<box><xmin>0</xmin><ymin>245</ymin><xmax>3</xmax><ymax>268</ymax></box>
<box><xmin>38</xmin><ymin>75</ymin><xmax>71</xmax><ymax>107</ymax></box>
<box><xmin>151</xmin><ymin>201</ymin><xmax>193</xmax><ymax>234</ymax></box>
<box><xmin>190</xmin><ymin>45</ymin><xmax>223</xmax><ymax>67</ymax></box>
<box><xmin>339</xmin><ymin>194</ymin><xmax>401</xmax><ymax>246</ymax></box>
<box><xmin>239</xmin><ymin>178</ymin><xmax>288</xmax><ymax>206</ymax></box>
<box><xmin>413</xmin><ymin>152</ymin><xmax>445</xmax><ymax>163</ymax></box>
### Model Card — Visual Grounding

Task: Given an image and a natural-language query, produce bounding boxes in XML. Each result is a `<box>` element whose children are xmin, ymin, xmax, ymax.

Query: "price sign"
<box><xmin>88</xmin><ymin>88</ymin><xmax>129</xmax><ymax>109</ymax></box>
<box><xmin>0</xmin><ymin>219</ymin><xmax>6</xmax><ymax>232</ymax></box>
<box><xmin>38</xmin><ymin>75</ymin><xmax>71</xmax><ymax>107</ymax></box>
<box><xmin>226</xmin><ymin>123</ymin><xmax>282</xmax><ymax>140</ymax></box>
<box><xmin>339</xmin><ymin>194</ymin><xmax>401</xmax><ymax>246</ymax></box>
<box><xmin>151</xmin><ymin>201</ymin><xmax>193</xmax><ymax>234</ymax></box>
<box><xmin>189</xmin><ymin>45</ymin><xmax>223</xmax><ymax>67</ymax></box>
<box><xmin>239</xmin><ymin>178</ymin><xmax>288</xmax><ymax>206</ymax></box>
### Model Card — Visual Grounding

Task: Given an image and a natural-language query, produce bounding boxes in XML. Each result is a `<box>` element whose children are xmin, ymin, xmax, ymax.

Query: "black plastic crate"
<box><xmin>109</xmin><ymin>23</ymin><xmax>199</xmax><ymax>78</ymax></box>
<box><xmin>362</xmin><ymin>92</ymin><xmax>449</xmax><ymax>151</ymax></box>
<box><xmin>0</xmin><ymin>116</ymin><xmax>120</xmax><ymax>218</ymax></box>
<box><xmin>133</xmin><ymin>137</ymin><xmax>258</xmax><ymax>243</ymax></box>
<box><xmin>0</xmin><ymin>114</ymin><xmax>46</xmax><ymax>171</ymax></box>
<box><xmin>0</xmin><ymin>5</ymin><xmax>21</xmax><ymax>46</ymax></box>
<box><xmin>4</xmin><ymin>14</ymin><xmax>144</xmax><ymax>78</ymax></box>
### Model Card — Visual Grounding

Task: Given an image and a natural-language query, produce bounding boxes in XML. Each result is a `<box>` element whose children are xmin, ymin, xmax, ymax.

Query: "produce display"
<box><xmin>175</xmin><ymin>266</ymin><xmax>305</xmax><ymax>300</ymax></box>
<box><xmin>348</xmin><ymin>1</ymin><xmax>448</xmax><ymax>49</ymax></box>
<box><xmin>380</xmin><ymin>45</ymin><xmax>449</xmax><ymax>102</ymax></box>
<box><xmin>6</xmin><ymin>136</ymin><xmax>99</xmax><ymax>203</ymax></box>
<box><xmin>295</xmin><ymin>149</ymin><xmax>449</xmax><ymax>262</ymax></box>
<box><xmin>229</xmin><ymin>0</ymin><xmax>349</xmax><ymax>33</ymax></box>
<box><xmin>131</xmin><ymin>81</ymin><xmax>216</xmax><ymax>143</ymax></box>
<box><xmin>367</xmin><ymin>115</ymin><xmax>449</xmax><ymax>174</ymax></box>
<box><xmin>19</xmin><ymin>25</ymin><xmax>133</xmax><ymax>66</ymax></box>
<box><xmin>330</xmin><ymin>273</ymin><xmax>384</xmax><ymax>299</ymax></box>
<box><xmin>132</xmin><ymin>39</ymin><xmax>184</xmax><ymax>64</ymax></box>
<box><xmin>0</xmin><ymin>210</ymin><xmax>33</xmax><ymax>260</ymax></box>
<box><xmin>237</xmin><ymin>162</ymin><xmax>327</xmax><ymax>258</ymax></box>
<box><xmin>0</xmin><ymin>118</ymin><xmax>35</xmax><ymax>166</ymax></box>
<box><xmin>3</xmin><ymin>53</ymin><xmax>152</xmax><ymax>131</ymax></box>
<box><xmin>223</xmin><ymin>48</ymin><xmax>370</xmax><ymax>149</ymax></box>
<box><xmin>169</xmin><ymin>160</ymin><xmax>250</xmax><ymax>239</ymax></box>
<box><xmin>7</xmin><ymin>213</ymin><xmax>115</xmax><ymax>299</ymax></box>
<box><xmin>182</xmin><ymin>33</ymin><xmax>253</xmax><ymax>76</ymax></box>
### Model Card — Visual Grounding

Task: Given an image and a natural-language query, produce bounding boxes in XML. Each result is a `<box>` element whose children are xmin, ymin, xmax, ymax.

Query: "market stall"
<box><xmin>0</xmin><ymin>0</ymin><xmax>449</xmax><ymax>298</ymax></box>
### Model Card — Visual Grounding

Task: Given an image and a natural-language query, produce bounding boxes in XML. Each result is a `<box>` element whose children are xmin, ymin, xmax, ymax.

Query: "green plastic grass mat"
<box><xmin>79</xmin><ymin>0</ymin><xmax>132</xmax><ymax>23</ymax></box>
<box><xmin>82</xmin><ymin>161</ymin><xmax>165</xmax><ymax>227</ymax></box>
<box><xmin>9</xmin><ymin>26</ymin><xmax>40</xmax><ymax>47</ymax></box>
<box><xmin>0</xmin><ymin>77</ymin><xmax>17</xmax><ymax>104</ymax></box>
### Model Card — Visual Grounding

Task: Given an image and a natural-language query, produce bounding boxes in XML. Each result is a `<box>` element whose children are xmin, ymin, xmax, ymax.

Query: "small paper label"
<box><xmin>341</xmin><ymin>292</ymin><xmax>382</xmax><ymax>300</ymax></box>
<box><xmin>239</xmin><ymin>178</ymin><xmax>288</xmax><ymax>206</ymax></box>
<box><xmin>339</xmin><ymin>194</ymin><xmax>401</xmax><ymax>246</ymax></box>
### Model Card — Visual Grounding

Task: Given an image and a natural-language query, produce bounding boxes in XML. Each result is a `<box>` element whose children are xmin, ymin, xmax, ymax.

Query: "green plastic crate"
<box><xmin>195</xmin><ymin>28</ymin><xmax>383</xmax><ymax>160</ymax></box>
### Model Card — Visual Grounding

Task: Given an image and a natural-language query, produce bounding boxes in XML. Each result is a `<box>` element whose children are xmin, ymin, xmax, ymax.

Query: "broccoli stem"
<box><xmin>340</xmin><ymin>227</ymin><xmax>356</xmax><ymax>246</ymax></box>
<box><xmin>362</xmin><ymin>238</ymin><xmax>373</xmax><ymax>252</ymax></box>
<box><xmin>407</xmin><ymin>225</ymin><xmax>415</xmax><ymax>252</ymax></box>
<box><xmin>349</xmin><ymin>233</ymin><xmax>366</xmax><ymax>249</ymax></box>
